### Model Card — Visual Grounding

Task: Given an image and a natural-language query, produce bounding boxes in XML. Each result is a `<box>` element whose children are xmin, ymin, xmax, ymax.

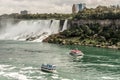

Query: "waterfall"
<box><xmin>50</xmin><ymin>20</ymin><xmax>60</xmax><ymax>34</ymax></box>
<box><xmin>62</xmin><ymin>20</ymin><xmax>68</xmax><ymax>31</ymax></box>
<box><xmin>0</xmin><ymin>19</ymin><xmax>68</xmax><ymax>42</ymax></box>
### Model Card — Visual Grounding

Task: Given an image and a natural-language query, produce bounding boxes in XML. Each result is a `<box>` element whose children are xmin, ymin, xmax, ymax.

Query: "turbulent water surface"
<box><xmin>0</xmin><ymin>20</ymin><xmax>67</xmax><ymax>42</ymax></box>
<box><xmin>0</xmin><ymin>40</ymin><xmax>120</xmax><ymax>80</ymax></box>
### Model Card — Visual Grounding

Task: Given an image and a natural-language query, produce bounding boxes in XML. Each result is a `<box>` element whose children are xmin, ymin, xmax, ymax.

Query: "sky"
<box><xmin>0</xmin><ymin>0</ymin><xmax>120</xmax><ymax>15</ymax></box>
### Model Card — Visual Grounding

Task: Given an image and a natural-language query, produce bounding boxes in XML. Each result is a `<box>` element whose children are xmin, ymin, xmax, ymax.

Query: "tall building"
<box><xmin>72</xmin><ymin>3</ymin><xmax>86</xmax><ymax>13</ymax></box>
<box><xmin>20</xmin><ymin>10</ymin><xmax>28</xmax><ymax>15</ymax></box>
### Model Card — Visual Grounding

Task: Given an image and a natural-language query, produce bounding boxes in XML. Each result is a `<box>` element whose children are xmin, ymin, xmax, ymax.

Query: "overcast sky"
<box><xmin>0</xmin><ymin>0</ymin><xmax>120</xmax><ymax>15</ymax></box>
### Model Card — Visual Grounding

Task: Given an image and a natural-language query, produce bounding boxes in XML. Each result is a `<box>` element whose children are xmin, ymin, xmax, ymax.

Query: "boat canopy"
<box><xmin>71</xmin><ymin>50</ymin><xmax>81</xmax><ymax>53</ymax></box>
<box><xmin>41</xmin><ymin>64</ymin><xmax>56</xmax><ymax>69</ymax></box>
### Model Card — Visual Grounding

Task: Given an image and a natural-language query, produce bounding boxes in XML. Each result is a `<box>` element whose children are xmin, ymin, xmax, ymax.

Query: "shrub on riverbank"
<box><xmin>43</xmin><ymin>23</ymin><xmax>120</xmax><ymax>49</ymax></box>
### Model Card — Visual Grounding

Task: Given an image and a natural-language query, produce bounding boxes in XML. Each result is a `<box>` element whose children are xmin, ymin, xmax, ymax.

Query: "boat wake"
<box><xmin>0</xmin><ymin>64</ymin><xmax>71</xmax><ymax>80</ymax></box>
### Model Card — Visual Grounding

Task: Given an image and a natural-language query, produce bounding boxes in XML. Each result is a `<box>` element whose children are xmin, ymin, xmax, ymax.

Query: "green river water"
<box><xmin>0</xmin><ymin>40</ymin><xmax>120</xmax><ymax>80</ymax></box>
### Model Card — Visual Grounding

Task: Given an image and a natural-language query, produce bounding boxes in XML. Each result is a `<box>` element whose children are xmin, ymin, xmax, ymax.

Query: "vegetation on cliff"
<box><xmin>73</xmin><ymin>5</ymin><xmax>120</xmax><ymax>20</ymax></box>
<box><xmin>43</xmin><ymin>5</ymin><xmax>120</xmax><ymax>49</ymax></box>
<box><xmin>43</xmin><ymin>23</ymin><xmax>120</xmax><ymax>49</ymax></box>
<box><xmin>0</xmin><ymin>13</ymin><xmax>72</xmax><ymax>20</ymax></box>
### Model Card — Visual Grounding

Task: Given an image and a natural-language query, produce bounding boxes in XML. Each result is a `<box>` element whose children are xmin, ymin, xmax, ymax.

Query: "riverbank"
<box><xmin>43</xmin><ymin>21</ymin><xmax>120</xmax><ymax>50</ymax></box>
<box><xmin>43</xmin><ymin>33</ymin><xmax>120</xmax><ymax>50</ymax></box>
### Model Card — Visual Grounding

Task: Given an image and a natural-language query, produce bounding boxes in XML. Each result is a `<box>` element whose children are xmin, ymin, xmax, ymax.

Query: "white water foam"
<box><xmin>51</xmin><ymin>74</ymin><xmax>59</xmax><ymax>79</ymax></box>
<box><xmin>101</xmin><ymin>76</ymin><xmax>115</xmax><ymax>80</ymax></box>
<box><xmin>62</xmin><ymin>20</ymin><xmax>68</xmax><ymax>31</ymax></box>
<box><xmin>0</xmin><ymin>71</ymin><xmax>5</xmax><ymax>75</ymax></box>
<box><xmin>83</xmin><ymin>63</ymin><xmax>117</xmax><ymax>67</ymax></box>
<box><xmin>0</xmin><ymin>64</ymin><xmax>11</xmax><ymax>71</ymax></box>
<box><xmin>21</xmin><ymin>67</ymin><xmax>34</xmax><ymax>70</ymax></box>
<box><xmin>0</xmin><ymin>64</ymin><xmax>30</xmax><ymax>80</ymax></box>
<box><xmin>4</xmin><ymin>72</ymin><xmax>29</xmax><ymax>80</ymax></box>
<box><xmin>0</xmin><ymin>19</ymin><xmax>68</xmax><ymax>42</ymax></box>
<box><xmin>61</xmin><ymin>79</ymin><xmax>70</xmax><ymax>80</ymax></box>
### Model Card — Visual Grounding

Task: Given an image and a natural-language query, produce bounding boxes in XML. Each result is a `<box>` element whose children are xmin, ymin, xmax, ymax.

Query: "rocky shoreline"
<box><xmin>43</xmin><ymin>33</ymin><xmax>120</xmax><ymax>50</ymax></box>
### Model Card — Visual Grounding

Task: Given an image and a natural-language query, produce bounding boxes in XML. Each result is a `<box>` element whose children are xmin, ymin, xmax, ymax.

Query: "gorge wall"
<box><xmin>70</xmin><ymin>19</ymin><xmax>120</xmax><ymax>28</ymax></box>
<box><xmin>0</xmin><ymin>18</ymin><xmax>120</xmax><ymax>43</ymax></box>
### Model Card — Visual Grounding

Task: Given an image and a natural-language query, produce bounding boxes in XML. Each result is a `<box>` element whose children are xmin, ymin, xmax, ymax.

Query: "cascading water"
<box><xmin>50</xmin><ymin>20</ymin><xmax>60</xmax><ymax>34</ymax></box>
<box><xmin>0</xmin><ymin>19</ymin><xmax>67</xmax><ymax>42</ymax></box>
<box><xmin>62</xmin><ymin>20</ymin><xmax>68</xmax><ymax>31</ymax></box>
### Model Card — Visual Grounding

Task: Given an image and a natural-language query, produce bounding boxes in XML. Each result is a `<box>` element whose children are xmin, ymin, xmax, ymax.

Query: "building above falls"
<box><xmin>20</xmin><ymin>10</ymin><xmax>28</xmax><ymax>15</ymax></box>
<box><xmin>72</xmin><ymin>3</ymin><xmax>86</xmax><ymax>14</ymax></box>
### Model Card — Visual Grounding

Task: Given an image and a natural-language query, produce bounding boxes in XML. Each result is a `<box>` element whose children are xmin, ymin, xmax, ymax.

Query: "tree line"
<box><xmin>73</xmin><ymin>5</ymin><xmax>120</xmax><ymax>20</ymax></box>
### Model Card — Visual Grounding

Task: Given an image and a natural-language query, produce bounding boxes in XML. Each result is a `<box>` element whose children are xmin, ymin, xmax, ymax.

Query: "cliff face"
<box><xmin>44</xmin><ymin>19</ymin><xmax>120</xmax><ymax>49</ymax></box>
<box><xmin>70</xmin><ymin>19</ymin><xmax>120</xmax><ymax>28</ymax></box>
<box><xmin>0</xmin><ymin>19</ymin><xmax>120</xmax><ymax>49</ymax></box>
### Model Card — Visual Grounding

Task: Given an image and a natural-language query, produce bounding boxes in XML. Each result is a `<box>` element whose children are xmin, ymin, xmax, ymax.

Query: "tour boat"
<box><xmin>69</xmin><ymin>49</ymin><xmax>84</xmax><ymax>57</ymax></box>
<box><xmin>41</xmin><ymin>64</ymin><xmax>56</xmax><ymax>73</ymax></box>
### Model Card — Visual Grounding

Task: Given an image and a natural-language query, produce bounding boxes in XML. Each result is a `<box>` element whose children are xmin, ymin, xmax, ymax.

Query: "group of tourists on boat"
<box><xmin>41</xmin><ymin>64</ymin><xmax>56</xmax><ymax>73</ymax></box>
<box><xmin>69</xmin><ymin>49</ymin><xmax>84</xmax><ymax>57</ymax></box>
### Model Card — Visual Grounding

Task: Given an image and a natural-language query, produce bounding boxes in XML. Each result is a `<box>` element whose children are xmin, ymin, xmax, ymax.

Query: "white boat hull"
<box><xmin>41</xmin><ymin>68</ymin><xmax>56</xmax><ymax>73</ymax></box>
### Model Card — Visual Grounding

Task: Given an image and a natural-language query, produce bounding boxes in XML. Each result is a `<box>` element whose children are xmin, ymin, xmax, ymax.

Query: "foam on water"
<box><xmin>83</xmin><ymin>63</ymin><xmax>118</xmax><ymax>67</ymax></box>
<box><xmin>21</xmin><ymin>67</ymin><xmax>35</xmax><ymax>70</ymax></box>
<box><xmin>61</xmin><ymin>79</ymin><xmax>70</xmax><ymax>80</ymax></box>
<box><xmin>0</xmin><ymin>64</ymin><xmax>11</xmax><ymax>71</ymax></box>
<box><xmin>0</xmin><ymin>64</ymin><xmax>43</xmax><ymax>80</ymax></box>
<box><xmin>4</xmin><ymin>72</ymin><xmax>29</xmax><ymax>80</ymax></box>
<box><xmin>0</xmin><ymin>71</ymin><xmax>5</xmax><ymax>75</ymax></box>
<box><xmin>101</xmin><ymin>76</ymin><xmax>115</xmax><ymax>80</ymax></box>
<box><xmin>0</xmin><ymin>19</ymin><xmax>68</xmax><ymax>42</ymax></box>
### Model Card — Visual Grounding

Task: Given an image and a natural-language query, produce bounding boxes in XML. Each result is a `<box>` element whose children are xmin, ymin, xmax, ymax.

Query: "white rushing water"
<box><xmin>62</xmin><ymin>20</ymin><xmax>68</xmax><ymax>31</ymax></box>
<box><xmin>0</xmin><ymin>19</ymin><xmax>68</xmax><ymax>42</ymax></box>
